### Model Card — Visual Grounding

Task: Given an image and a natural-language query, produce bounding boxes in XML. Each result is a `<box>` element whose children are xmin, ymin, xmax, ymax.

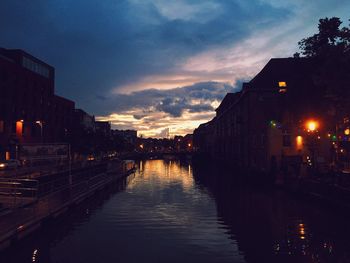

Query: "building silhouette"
<box><xmin>0</xmin><ymin>48</ymin><xmax>75</xmax><ymax>159</ymax></box>
<box><xmin>194</xmin><ymin>57</ymin><xmax>349</xmax><ymax>177</ymax></box>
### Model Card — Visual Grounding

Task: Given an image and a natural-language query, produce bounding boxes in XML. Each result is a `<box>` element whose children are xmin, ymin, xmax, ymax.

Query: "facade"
<box><xmin>194</xmin><ymin>57</ymin><xmax>349</xmax><ymax>177</ymax></box>
<box><xmin>0</xmin><ymin>48</ymin><xmax>77</xmax><ymax>160</ymax></box>
<box><xmin>52</xmin><ymin>95</ymin><xmax>75</xmax><ymax>142</ymax></box>
<box><xmin>95</xmin><ymin>121</ymin><xmax>111</xmax><ymax>136</ymax></box>
<box><xmin>174</xmin><ymin>134</ymin><xmax>193</xmax><ymax>152</ymax></box>
<box><xmin>73</xmin><ymin>109</ymin><xmax>95</xmax><ymax>132</ymax></box>
<box><xmin>0</xmin><ymin>47</ymin><xmax>133</xmax><ymax>160</ymax></box>
<box><xmin>113</xmin><ymin>129</ymin><xmax>137</xmax><ymax>144</ymax></box>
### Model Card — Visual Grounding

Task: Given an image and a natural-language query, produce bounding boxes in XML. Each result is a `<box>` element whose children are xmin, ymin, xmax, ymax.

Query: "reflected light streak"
<box><xmin>32</xmin><ymin>249</ymin><xmax>38</xmax><ymax>262</ymax></box>
<box><xmin>127</xmin><ymin>160</ymin><xmax>194</xmax><ymax>190</ymax></box>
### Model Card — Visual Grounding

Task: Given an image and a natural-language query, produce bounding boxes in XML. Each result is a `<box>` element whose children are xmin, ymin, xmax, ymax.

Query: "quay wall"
<box><xmin>0</xmin><ymin>160</ymin><xmax>134</xmax><ymax>251</ymax></box>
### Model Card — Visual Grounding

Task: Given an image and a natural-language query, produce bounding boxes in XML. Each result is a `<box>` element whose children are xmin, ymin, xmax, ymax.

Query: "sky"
<box><xmin>1</xmin><ymin>0</ymin><xmax>349</xmax><ymax>137</ymax></box>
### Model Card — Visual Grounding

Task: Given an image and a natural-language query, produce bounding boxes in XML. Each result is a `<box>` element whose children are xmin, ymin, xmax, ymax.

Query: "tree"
<box><xmin>296</xmin><ymin>17</ymin><xmax>350</xmax><ymax>168</ymax></box>
<box><xmin>297</xmin><ymin>17</ymin><xmax>350</xmax><ymax>58</ymax></box>
<box><xmin>296</xmin><ymin>17</ymin><xmax>350</xmax><ymax>103</ymax></box>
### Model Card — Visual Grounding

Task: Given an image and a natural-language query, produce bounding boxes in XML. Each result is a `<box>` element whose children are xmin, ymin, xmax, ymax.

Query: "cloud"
<box><xmin>95</xmin><ymin>81</ymin><xmax>238</xmax><ymax>137</ymax></box>
<box><xmin>97</xmin><ymin>110</ymin><xmax>216</xmax><ymax>138</ymax></box>
<box><xmin>98</xmin><ymin>81</ymin><xmax>236</xmax><ymax>114</ymax></box>
<box><xmin>157</xmin><ymin>128</ymin><xmax>170</xmax><ymax>138</ymax></box>
<box><xmin>2</xmin><ymin>0</ymin><xmax>350</xmax><ymax>136</ymax></box>
<box><xmin>0</xmin><ymin>0</ymin><xmax>290</xmax><ymax>109</ymax></box>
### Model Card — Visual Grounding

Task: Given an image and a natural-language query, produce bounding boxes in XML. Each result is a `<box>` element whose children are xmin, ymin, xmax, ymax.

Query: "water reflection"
<box><xmin>132</xmin><ymin>160</ymin><xmax>194</xmax><ymax>190</ymax></box>
<box><xmin>192</xmin><ymin>161</ymin><xmax>350</xmax><ymax>263</ymax></box>
<box><xmin>2</xmin><ymin>160</ymin><xmax>350</xmax><ymax>263</ymax></box>
<box><xmin>0</xmin><ymin>174</ymin><xmax>135</xmax><ymax>263</ymax></box>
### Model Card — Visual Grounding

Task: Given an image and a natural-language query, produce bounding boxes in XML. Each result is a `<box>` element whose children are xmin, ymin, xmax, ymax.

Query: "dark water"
<box><xmin>2</xmin><ymin>159</ymin><xmax>350</xmax><ymax>263</ymax></box>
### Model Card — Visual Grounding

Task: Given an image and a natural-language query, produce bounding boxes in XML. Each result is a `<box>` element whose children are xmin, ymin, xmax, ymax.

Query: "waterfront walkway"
<box><xmin>0</xmin><ymin>163</ymin><xmax>126</xmax><ymax>250</ymax></box>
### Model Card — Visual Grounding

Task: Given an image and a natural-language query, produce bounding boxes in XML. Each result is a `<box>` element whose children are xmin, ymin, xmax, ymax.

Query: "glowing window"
<box><xmin>16</xmin><ymin>121</ymin><xmax>23</xmax><ymax>136</ymax></box>
<box><xmin>279</xmin><ymin>88</ymin><xmax>287</xmax><ymax>93</ymax></box>
<box><xmin>279</xmin><ymin>81</ymin><xmax>287</xmax><ymax>87</ymax></box>
<box><xmin>296</xmin><ymin>136</ymin><xmax>303</xmax><ymax>150</ymax></box>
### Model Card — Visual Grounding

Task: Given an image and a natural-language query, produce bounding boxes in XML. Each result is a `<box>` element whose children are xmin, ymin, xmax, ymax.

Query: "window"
<box><xmin>0</xmin><ymin>121</ymin><xmax>4</xmax><ymax>133</ymax></box>
<box><xmin>279</xmin><ymin>88</ymin><xmax>287</xmax><ymax>93</ymax></box>
<box><xmin>22</xmin><ymin>56</ymin><xmax>50</xmax><ymax>78</ymax></box>
<box><xmin>278</xmin><ymin>81</ymin><xmax>287</xmax><ymax>87</ymax></box>
<box><xmin>283</xmin><ymin>134</ymin><xmax>291</xmax><ymax>147</ymax></box>
<box><xmin>278</xmin><ymin>81</ymin><xmax>287</xmax><ymax>93</ymax></box>
<box><xmin>16</xmin><ymin>121</ymin><xmax>23</xmax><ymax>136</ymax></box>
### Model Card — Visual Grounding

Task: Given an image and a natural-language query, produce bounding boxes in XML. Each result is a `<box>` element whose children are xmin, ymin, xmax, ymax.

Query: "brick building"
<box><xmin>194</xmin><ymin>57</ymin><xmax>348</xmax><ymax>176</ymax></box>
<box><xmin>0</xmin><ymin>48</ymin><xmax>75</xmax><ymax>160</ymax></box>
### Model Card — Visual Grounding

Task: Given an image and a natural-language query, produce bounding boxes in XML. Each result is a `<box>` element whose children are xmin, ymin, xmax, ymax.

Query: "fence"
<box><xmin>0</xmin><ymin>179</ymin><xmax>39</xmax><ymax>209</ymax></box>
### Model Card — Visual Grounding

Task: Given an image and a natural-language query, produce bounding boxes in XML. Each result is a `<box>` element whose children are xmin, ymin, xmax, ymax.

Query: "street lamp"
<box><xmin>303</xmin><ymin>119</ymin><xmax>320</xmax><ymax>173</ymax></box>
<box><xmin>36</xmin><ymin>121</ymin><xmax>43</xmax><ymax>142</ymax></box>
<box><xmin>305</xmin><ymin>120</ymin><xmax>319</xmax><ymax>132</ymax></box>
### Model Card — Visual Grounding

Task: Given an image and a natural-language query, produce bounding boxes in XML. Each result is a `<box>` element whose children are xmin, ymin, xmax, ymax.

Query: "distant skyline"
<box><xmin>1</xmin><ymin>0</ymin><xmax>349</xmax><ymax>137</ymax></box>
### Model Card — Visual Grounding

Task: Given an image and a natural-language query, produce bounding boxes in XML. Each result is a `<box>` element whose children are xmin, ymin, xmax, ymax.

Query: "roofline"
<box><xmin>0</xmin><ymin>47</ymin><xmax>54</xmax><ymax>69</ymax></box>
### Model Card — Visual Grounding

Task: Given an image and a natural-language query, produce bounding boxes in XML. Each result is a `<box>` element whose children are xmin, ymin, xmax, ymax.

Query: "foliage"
<box><xmin>297</xmin><ymin>17</ymin><xmax>350</xmax><ymax>58</ymax></box>
<box><xmin>293</xmin><ymin>17</ymin><xmax>350</xmax><ymax>130</ymax></box>
<box><xmin>296</xmin><ymin>18</ymin><xmax>350</xmax><ymax>116</ymax></box>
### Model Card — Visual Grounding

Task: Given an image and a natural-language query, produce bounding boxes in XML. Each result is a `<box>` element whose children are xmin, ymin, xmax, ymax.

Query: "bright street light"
<box><xmin>305</xmin><ymin>120</ymin><xmax>318</xmax><ymax>132</ymax></box>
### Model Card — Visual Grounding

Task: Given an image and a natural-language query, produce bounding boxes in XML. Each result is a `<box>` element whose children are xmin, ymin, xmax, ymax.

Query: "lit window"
<box><xmin>278</xmin><ymin>81</ymin><xmax>287</xmax><ymax>87</ymax></box>
<box><xmin>16</xmin><ymin>121</ymin><xmax>23</xmax><ymax>136</ymax></box>
<box><xmin>296</xmin><ymin>136</ymin><xmax>303</xmax><ymax>150</ymax></box>
<box><xmin>279</xmin><ymin>88</ymin><xmax>287</xmax><ymax>93</ymax></box>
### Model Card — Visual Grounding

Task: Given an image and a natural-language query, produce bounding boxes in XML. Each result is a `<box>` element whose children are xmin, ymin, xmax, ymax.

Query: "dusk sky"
<box><xmin>1</xmin><ymin>0</ymin><xmax>349</xmax><ymax>137</ymax></box>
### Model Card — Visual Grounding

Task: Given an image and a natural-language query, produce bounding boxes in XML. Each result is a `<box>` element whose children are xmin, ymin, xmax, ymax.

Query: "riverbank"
<box><xmin>0</xmin><ymin>160</ymin><xmax>134</xmax><ymax>251</ymax></box>
<box><xmin>192</xmin><ymin>154</ymin><xmax>350</xmax><ymax>211</ymax></box>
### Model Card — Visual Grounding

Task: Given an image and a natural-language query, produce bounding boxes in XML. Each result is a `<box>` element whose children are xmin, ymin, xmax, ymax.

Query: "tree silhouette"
<box><xmin>297</xmin><ymin>17</ymin><xmax>350</xmax><ymax>58</ymax></box>
<box><xmin>295</xmin><ymin>17</ymin><xmax>350</xmax><ymax>170</ymax></box>
<box><xmin>296</xmin><ymin>17</ymin><xmax>350</xmax><ymax>114</ymax></box>
<box><xmin>296</xmin><ymin>17</ymin><xmax>350</xmax><ymax>92</ymax></box>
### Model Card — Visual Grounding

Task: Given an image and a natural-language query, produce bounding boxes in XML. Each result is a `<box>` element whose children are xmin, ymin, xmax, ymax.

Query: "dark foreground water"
<box><xmin>2</xmin><ymin>159</ymin><xmax>350</xmax><ymax>263</ymax></box>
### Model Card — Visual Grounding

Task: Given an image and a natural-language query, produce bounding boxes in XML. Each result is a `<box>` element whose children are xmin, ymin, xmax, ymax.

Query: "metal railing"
<box><xmin>0</xmin><ymin>178</ymin><xmax>39</xmax><ymax>209</ymax></box>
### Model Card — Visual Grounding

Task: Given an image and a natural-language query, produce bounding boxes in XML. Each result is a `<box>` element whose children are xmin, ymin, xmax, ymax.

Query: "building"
<box><xmin>194</xmin><ymin>57</ymin><xmax>348</xmax><ymax>177</ymax></box>
<box><xmin>113</xmin><ymin>129</ymin><xmax>137</xmax><ymax>144</ymax></box>
<box><xmin>174</xmin><ymin>134</ymin><xmax>193</xmax><ymax>152</ymax></box>
<box><xmin>73</xmin><ymin>109</ymin><xmax>95</xmax><ymax>132</ymax></box>
<box><xmin>95</xmin><ymin>121</ymin><xmax>111</xmax><ymax>136</ymax></box>
<box><xmin>0</xmin><ymin>48</ymin><xmax>75</xmax><ymax>160</ymax></box>
<box><xmin>52</xmin><ymin>95</ymin><xmax>75</xmax><ymax>142</ymax></box>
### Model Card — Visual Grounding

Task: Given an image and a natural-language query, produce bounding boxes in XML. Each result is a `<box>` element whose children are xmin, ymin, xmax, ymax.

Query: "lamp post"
<box><xmin>304</xmin><ymin>119</ymin><xmax>320</xmax><ymax>174</ymax></box>
<box><xmin>36</xmin><ymin>121</ymin><xmax>43</xmax><ymax>142</ymax></box>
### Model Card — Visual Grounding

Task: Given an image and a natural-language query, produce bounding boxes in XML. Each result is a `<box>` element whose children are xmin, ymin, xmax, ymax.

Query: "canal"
<box><xmin>2</xmin><ymin>159</ymin><xmax>350</xmax><ymax>262</ymax></box>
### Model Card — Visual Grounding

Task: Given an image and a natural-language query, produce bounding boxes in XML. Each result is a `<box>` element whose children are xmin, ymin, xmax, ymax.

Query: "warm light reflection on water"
<box><xmin>3</xmin><ymin>160</ymin><xmax>350</xmax><ymax>263</ymax></box>
<box><xmin>128</xmin><ymin>160</ymin><xmax>194</xmax><ymax>191</ymax></box>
